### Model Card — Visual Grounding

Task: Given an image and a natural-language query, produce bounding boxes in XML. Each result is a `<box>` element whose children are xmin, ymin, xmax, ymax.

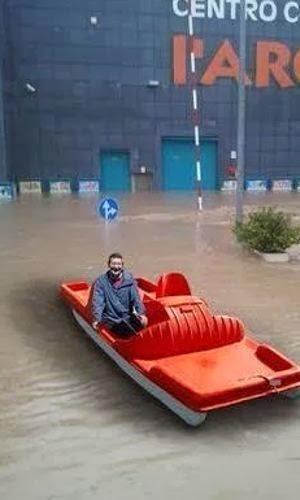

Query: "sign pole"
<box><xmin>187</xmin><ymin>9</ymin><xmax>202</xmax><ymax>212</ymax></box>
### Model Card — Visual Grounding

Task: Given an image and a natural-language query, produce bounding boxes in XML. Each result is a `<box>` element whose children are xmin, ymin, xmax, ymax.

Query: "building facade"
<box><xmin>0</xmin><ymin>0</ymin><xmax>300</xmax><ymax>191</ymax></box>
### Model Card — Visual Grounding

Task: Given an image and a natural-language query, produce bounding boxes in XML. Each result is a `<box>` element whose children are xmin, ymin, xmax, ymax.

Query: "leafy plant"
<box><xmin>234</xmin><ymin>207</ymin><xmax>300</xmax><ymax>253</ymax></box>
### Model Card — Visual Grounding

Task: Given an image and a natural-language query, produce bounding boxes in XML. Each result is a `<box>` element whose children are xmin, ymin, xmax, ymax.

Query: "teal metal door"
<box><xmin>162</xmin><ymin>138</ymin><xmax>217</xmax><ymax>190</ymax></box>
<box><xmin>100</xmin><ymin>152</ymin><xmax>130</xmax><ymax>192</ymax></box>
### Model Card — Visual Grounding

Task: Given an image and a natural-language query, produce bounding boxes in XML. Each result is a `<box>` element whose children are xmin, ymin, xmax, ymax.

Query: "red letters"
<box><xmin>256</xmin><ymin>41</ymin><xmax>294</xmax><ymax>88</ymax></box>
<box><xmin>201</xmin><ymin>40</ymin><xmax>251</xmax><ymax>86</ymax></box>
<box><xmin>293</xmin><ymin>49</ymin><xmax>300</xmax><ymax>82</ymax></box>
<box><xmin>172</xmin><ymin>35</ymin><xmax>297</xmax><ymax>88</ymax></box>
<box><xmin>173</xmin><ymin>35</ymin><xmax>186</xmax><ymax>85</ymax></box>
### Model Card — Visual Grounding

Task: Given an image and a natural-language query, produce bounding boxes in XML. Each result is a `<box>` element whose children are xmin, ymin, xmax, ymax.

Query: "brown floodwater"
<box><xmin>0</xmin><ymin>192</ymin><xmax>299</xmax><ymax>499</ymax></box>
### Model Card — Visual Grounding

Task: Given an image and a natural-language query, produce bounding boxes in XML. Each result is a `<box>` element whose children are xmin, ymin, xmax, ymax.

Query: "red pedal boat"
<box><xmin>60</xmin><ymin>272</ymin><xmax>300</xmax><ymax>426</ymax></box>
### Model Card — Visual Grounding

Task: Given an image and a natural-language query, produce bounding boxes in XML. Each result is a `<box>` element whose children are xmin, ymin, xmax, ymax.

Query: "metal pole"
<box><xmin>236</xmin><ymin>0</ymin><xmax>246</xmax><ymax>223</ymax></box>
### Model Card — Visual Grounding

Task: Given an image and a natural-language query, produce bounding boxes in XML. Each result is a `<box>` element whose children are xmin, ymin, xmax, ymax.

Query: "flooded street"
<box><xmin>0</xmin><ymin>192</ymin><xmax>299</xmax><ymax>499</ymax></box>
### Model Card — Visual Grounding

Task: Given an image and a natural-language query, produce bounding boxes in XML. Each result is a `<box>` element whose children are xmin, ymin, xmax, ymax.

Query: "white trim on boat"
<box><xmin>72</xmin><ymin>309</ymin><xmax>207</xmax><ymax>427</ymax></box>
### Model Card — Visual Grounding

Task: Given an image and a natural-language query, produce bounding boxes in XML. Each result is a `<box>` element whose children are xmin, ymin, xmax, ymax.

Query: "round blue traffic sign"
<box><xmin>98</xmin><ymin>198</ymin><xmax>119</xmax><ymax>221</ymax></box>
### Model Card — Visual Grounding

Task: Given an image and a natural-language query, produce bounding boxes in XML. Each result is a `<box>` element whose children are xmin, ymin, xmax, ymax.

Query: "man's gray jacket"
<box><xmin>92</xmin><ymin>271</ymin><xmax>145</xmax><ymax>325</ymax></box>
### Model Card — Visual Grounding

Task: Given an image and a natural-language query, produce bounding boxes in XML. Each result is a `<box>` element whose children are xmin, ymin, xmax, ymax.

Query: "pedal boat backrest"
<box><xmin>156</xmin><ymin>273</ymin><xmax>192</xmax><ymax>298</ymax></box>
<box><xmin>116</xmin><ymin>300</ymin><xmax>245</xmax><ymax>361</ymax></box>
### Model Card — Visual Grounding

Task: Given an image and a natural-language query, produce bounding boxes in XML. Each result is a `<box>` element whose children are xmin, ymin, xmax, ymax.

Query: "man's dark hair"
<box><xmin>108</xmin><ymin>252</ymin><xmax>123</xmax><ymax>264</ymax></box>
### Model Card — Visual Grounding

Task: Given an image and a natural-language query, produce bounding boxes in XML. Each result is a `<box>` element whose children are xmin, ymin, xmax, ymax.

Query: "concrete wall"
<box><xmin>2</xmin><ymin>0</ymin><xmax>300</xmax><ymax>186</ymax></box>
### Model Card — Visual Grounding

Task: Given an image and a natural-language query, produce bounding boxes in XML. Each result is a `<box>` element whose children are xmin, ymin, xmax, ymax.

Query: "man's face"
<box><xmin>109</xmin><ymin>257</ymin><xmax>123</xmax><ymax>278</ymax></box>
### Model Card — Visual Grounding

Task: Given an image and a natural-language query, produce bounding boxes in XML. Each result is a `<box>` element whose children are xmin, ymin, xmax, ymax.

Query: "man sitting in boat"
<box><xmin>92</xmin><ymin>252</ymin><xmax>148</xmax><ymax>336</ymax></box>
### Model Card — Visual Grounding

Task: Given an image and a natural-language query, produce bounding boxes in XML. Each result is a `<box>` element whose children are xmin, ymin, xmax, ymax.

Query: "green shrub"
<box><xmin>234</xmin><ymin>207</ymin><xmax>300</xmax><ymax>253</ymax></box>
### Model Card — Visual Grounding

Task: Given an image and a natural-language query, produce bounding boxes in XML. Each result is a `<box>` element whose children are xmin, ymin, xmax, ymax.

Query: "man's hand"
<box><xmin>138</xmin><ymin>314</ymin><xmax>148</xmax><ymax>328</ymax></box>
<box><xmin>92</xmin><ymin>321</ymin><xmax>100</xmax><ymax>330</ymax></box>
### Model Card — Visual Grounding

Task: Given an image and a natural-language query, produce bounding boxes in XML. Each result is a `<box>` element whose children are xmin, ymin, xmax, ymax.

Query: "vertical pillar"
<box><xmin>0</xmin><ymin>0</ymin><xmax>8</xmax><ymax>182</ymax></box>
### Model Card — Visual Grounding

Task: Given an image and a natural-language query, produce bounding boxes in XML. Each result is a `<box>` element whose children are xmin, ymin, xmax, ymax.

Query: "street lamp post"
<box><xmin>236</xmin><ymin>0</ymin><xmax>246</xmax><ymax>223</ymax></box>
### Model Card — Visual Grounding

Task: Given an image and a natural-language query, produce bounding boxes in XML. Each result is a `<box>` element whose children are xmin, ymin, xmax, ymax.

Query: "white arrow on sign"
<box><xmin>103</xmin><ymin>200</ymin><xmax>117</xmax><ymax>219</ymax></box>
